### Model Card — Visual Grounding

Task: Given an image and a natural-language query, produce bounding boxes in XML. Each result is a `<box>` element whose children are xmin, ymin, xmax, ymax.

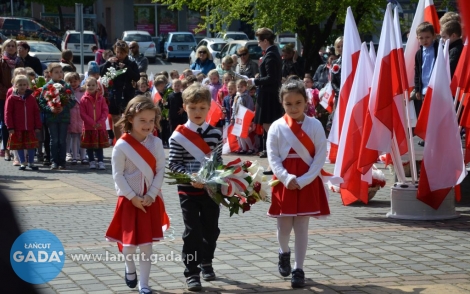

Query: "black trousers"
<box><xmin>178</xmin><ymin>188</ymin><xmax>220</xmax><ymax>277</ymax></box>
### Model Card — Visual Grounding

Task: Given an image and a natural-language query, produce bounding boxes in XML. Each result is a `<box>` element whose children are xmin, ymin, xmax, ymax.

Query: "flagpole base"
<box><xmin>386</xmin><ymin>185</ymin><xmax>460</xmax><ymax>220</ymax></box>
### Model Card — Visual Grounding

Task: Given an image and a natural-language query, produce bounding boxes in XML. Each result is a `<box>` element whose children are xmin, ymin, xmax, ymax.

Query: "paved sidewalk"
<box><xmin>1</xmin><ymin>147</ymin><xmax>470</xmax><ymax>294</ymax></box>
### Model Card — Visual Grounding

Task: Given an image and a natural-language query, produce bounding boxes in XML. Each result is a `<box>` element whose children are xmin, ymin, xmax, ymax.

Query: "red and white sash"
<box><xmin>278</xmin><ymin>115</ymin><xmax>316</xmax><ymax>166</ymax></box>
<box><xmin>116</xmin><ymin>134</ymin><xmax>161</xmax><ymax>198</ymax></box>
<box><xmin>171</xmin><ymin>125</ymin><xmax>212</xmax><ymax>163</ymax></box>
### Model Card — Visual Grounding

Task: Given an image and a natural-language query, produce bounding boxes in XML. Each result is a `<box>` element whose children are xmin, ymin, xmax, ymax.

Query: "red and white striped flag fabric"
<box><xmin>152</xmin><ymin>87</ymin><xmax>162</xmax><ymax>104</ymax></box>
<box><xmin>369</xmin><ymin>41</ymin><xmax>377</xmax><ymax>66</ymax></box>
<box><xmin>222</xmin><ymin>125</ymin><xmax>240</xmax><ymax>154</ymax></box>
<box><xmin>231</xmin><ymin>104</ymin><xmax>255</xmax><ymax>138</ymax></box>
<box><xmin>334</xmin><ymin>42</ymin><xmax>374</xmax><ymax>205</ymax></box>
<box><xmin>403</xmin><ymin>0</ymin><xmax>440</xmax><ymax>91</ymax></box>
<box><xmin>450</xmin><ymin>39</ymin><xmax>468</xmax><ymax>99</ymax></box>
<box><xmin>328</xmin><ymin>6</ymin><xmax>361</xmax><ymax>163</ymax></box>
<box><xmin>414</xmin><ymin>41</ymin><xmax>466</xmax><ymax>209</ymax></box>
<box><xmin>358</xmin><ymin>3</ymin><xmax>408</xmax><ymax>173</ymax></box>
<box><xmin>206</xmin><ymin>100</ymin><xmax>223</xmax><ymax>127</ymax></box>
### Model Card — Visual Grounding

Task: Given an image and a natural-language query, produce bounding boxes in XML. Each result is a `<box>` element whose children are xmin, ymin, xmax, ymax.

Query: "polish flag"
<box><xmin>450</xmin><ymin>39</ymin><xmax>467</xmax><ymax>99</ymax></box>
<box><xmin>358</xmin><ymin>4</ymin><xmax>407</xmax><ymax>173</ymax></box>
<box><xmin>334</xmin><ymin>42</ymin><xmax>374</xmax><ymax>205</ymax></box>
<box><xmin>222</xmin><ymin>125</ymin><xmax>240</xmax><ymax>154</ymax></box>
<box><xmin>328</xmin><ymin>7</ymin><xmax>361</xmax><ymax>163</ymax></box>
<box><xmin>231</xmin><ymin>104</ymin><xmax>255</xmax><ymax>138</ymax></box>
<box><xmin>319</xmin><ymin>82</ymin><xmax>335</xmax><ymax>113</ymax></box>
<box><xmin>403</xmin><ymin>0</ymin><xmax>440</xmax><ymax>91</ymax></box>
<box><xmin>206</xmin><ymin>100</ymin><xmax>223</xmax><ymax>127</ymax></box>
<box><xmin>152</xmin><ymin>87</ymin><xmax>162</xmax><ymax>104</ymax></box>
<box><xmin>414</xmin><ymin>41</ymin><xmax>466</xmax><ymax>209</ymax></box>
<box><xmin>369</xmin><ymin>41</ymin><xmax>377</xmax><ymax>66</ymax></box>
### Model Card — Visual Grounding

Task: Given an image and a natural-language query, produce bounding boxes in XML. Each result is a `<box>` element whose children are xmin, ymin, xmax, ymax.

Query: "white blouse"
<box><xmin>112</xmin><ymin>135</ymin><xmax>165</xmax><ymax>201</ymax></box>
<box><xmin>267</xmin><ymin>116</ymin><xmax>327</xmax><ymax>189</ymax></box>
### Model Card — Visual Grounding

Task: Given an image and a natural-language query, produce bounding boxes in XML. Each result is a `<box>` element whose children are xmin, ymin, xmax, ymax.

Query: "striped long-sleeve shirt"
<box><xmin>168</xmin><ymin>121</ymin><xmax>223</xmax><ymax>187</ymax></box>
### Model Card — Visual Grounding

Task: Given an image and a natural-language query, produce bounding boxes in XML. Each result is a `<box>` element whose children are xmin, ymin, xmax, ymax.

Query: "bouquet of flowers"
<box><xmin>166</xmin><ymin>146</ymin><xmax>270</xmax><ymax>216</ymax></box>
<box><xmin>43</xmin><ymin>83</ymin><xmax>73</xmax><ymax>108</ymax></box>
<box><xmin>99</xmin><ymin>67</ymin><xmax>127</xmax><ymax>89</ymax></box>
<box><xmin>31</xmin><ymin>76</ymin><xmax>46</xmax><ymax>99</ymax></box>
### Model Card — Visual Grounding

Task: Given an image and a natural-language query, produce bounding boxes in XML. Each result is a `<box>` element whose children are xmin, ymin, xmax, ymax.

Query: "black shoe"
<box><xmin>19</xmin><ymin>165</ymin><xmax>26</xmax><ymax>171</ymax></box>
<box><xmin>263</xmin><ymin>170</ymin><xmax>273</xmax><ymax>175</ymax></box>
<box><xmin>291</xmin><ymin>268</ymin><xmax>305</xmax><ymax>288</ymax></box>
<box><xmin>28</xmin><ymin>164</ymin><xmax>39</xmax><ymax>171</ymax></box>
<box><xmin>201</xmin><ymin>264</ymin><xmax>216</xmax><ymax>281</ymax></box>
<box><xmin>259</xmin><ymin>151</ymin><xmax>267</xmax><ymax>158</ymax></box>
<box><xmin>418</xmin><ymin>140</ymin><xmax>425</xmax><ymax>147</ymax></box>
<box><xmin>186</xmin><ymin>275</ymin><xmax>202</xmax><ymax>292</ymax></box>
<box><xmin>43</xmin><ymin>160</ymin><xmax>51</xmax><ymax>166</ymax></box>
<box><xmin>125</xmin><ymin>270</ymin><xmax>137</xmax><ymax>288</ymax></box>
<box><xmin>278</xmin><ymin>251</ymin><xmax>291</xmax><ymax>277</ymax></box>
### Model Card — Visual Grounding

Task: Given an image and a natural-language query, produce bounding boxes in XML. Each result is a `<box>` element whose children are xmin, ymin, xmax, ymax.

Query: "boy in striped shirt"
<box><xmin>168</xmin><ymin>83</ymin><xmax>222</xmax><ymax>292</ymax></box>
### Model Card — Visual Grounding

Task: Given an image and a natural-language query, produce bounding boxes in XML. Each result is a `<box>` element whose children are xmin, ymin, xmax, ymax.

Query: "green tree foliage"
<box><xmin>153</xmin><ymin>0</ymin><xmax>385</xmax><ymax>73</ymax></box>
<box><xmin>27</xmin><ymin>0</ymin><xmax>96</xmax><ymax>30</ymax></box>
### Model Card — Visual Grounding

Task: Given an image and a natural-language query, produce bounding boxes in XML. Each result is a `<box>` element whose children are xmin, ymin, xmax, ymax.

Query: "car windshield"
<box><xmin>123</xmin><ymin>34</ymin><xmax>152</xmax><ymax>42</ymax></box>
<box><xmin>171</xmin><ymin>34</ymin><xmax>195</xmax><ymax>43</ymax></box>
<box><xmin>210</xmin><ymin>43</ymin><xmax>225</xmax><ymax>51</ymax></box>
<box><xmin>67</xmin><ymin>34</ymin><xmax>96</xmax><ymax>43</ymax></box>
<box><xmin>226</xmin><ymin>34</ymin><xmax>248</xmax><ymax>40</ymax></box>
<box><xmin>33</xmin><ymin>18</ymin><xmax>60</xmax><ymax>32</ymax></box>
<box><xmin>246</xmin><ymin>44</ymin><xmax>263</xmax><ymax>59</ymax></box>
<box><xmin>29</xmin><ymin>43</ymin><xmax>61</xmax><ymax>53</ymax></box>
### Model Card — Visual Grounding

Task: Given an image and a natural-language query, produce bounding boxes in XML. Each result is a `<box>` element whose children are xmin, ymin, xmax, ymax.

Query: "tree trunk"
<box><xmin>57</xmin><ymin>5</ymin><xmax>64</xmax><ymax>30</ymax></box>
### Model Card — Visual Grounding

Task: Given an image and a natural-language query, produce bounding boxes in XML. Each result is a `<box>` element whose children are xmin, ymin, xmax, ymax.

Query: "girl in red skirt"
<box><xmin>105</xmin><ymin>95</ymin><xmax>170</xmax><ymax>294</ymax></box>
<box><xmin>267</xmin><ymin>80</ymin><xmax>329</xmax><ymax>288</ymax></box>
<box><xmin>5</xmin><ymin>75</ymin><xmax>41</xmax><ymax>170</ymax></box>
<box><xmin>79</xmin><ymin>77</ymin><xmax>110</xmax><ymax>170</ymax></box>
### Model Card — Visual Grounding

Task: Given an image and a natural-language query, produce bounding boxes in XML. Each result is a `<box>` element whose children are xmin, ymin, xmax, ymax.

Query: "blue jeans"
<box><xmin>87</xmin><ymin>148</ymin><xmax>104</xmax><ymax>162</ymax></box>
<box><xmin>17</xmin><ymin>149</ymin><xmax>36</xmax><ymax>165</ymax></box>
<box><xmin>48</xmin><ymin>122</ymin><xmax>68</xmax><ymax>165</ymax></box>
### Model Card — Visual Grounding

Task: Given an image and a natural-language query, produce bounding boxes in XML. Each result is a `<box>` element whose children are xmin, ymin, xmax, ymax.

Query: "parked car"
<box><xmin>121</xmin><ymin>30</ymin><xmax>157</xmax><ymax>63</ymax></box>
<box><xmin>189</xmin><ymin>38</ymin><xmax>227</xmax><ymax>65</ymax></box>
<box><xmin>18</xmin><ymin>40</ymin><xmax>62</xmax><ymax>62</ymax></box>
<box><xmin>214</xmin><ymin>40</ymin><xmax>280</xmax><ymax>66</ymax></box>
<box><xmin>61</xmin><ymin>30</ymin><xmax>100</xmax><ymax>58</ymax></box>
<box><xmin>0</xmin><ymin>17</ymin><xmax>61</xmax><ymax>48</ymax></box>
<box><xmin>215</xmin><ymin>31</ymin><xmax>249</xmax><ymax>41</ymax></box>
<box><xmin>162</xmin><ymin>32</ymin><xmax>197</xmax><ymax>60</ymax></box>
<box><xmin>276</xmin><ymin>33</ymin><xmax>302</xmax><ymax>52</ymax></box>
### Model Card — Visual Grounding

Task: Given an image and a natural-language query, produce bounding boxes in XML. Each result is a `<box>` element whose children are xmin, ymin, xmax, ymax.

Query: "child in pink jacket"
<box><xmin>65</xmin><ymin>72</ymin><xmax>86</xmax><ymax>165</ymax></box>
<box><xmin>80</xmin><ymin>77</ymin><xmax>109</xmax><ymax>170</ymax></box>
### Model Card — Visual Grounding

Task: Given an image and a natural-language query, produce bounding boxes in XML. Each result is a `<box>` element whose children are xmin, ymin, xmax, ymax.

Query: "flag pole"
<box><xmin>454</xmin><ymin>87</ymin><xmax>461</xmax><ymax>108</ymax></box>
<box><xmin>456</xmin><ymin>93</ymin><xmax>466</xmax><ymax>120</ymax></box>
<box><xmin>391</xmin><ymin>134</ymin><xmax>406</xmax><ymax>183</ymax></box>
<box><xmin>402</xmin><ymin>90</ymin><xmax>418</xmax><ymax>183</ymax></box>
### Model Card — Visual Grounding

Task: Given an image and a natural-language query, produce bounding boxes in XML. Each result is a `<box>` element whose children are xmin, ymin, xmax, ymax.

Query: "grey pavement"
<box><xmin>1</xmin><ymin>146</ymin><xmax>470</xmax><ymax>294</ymax></box>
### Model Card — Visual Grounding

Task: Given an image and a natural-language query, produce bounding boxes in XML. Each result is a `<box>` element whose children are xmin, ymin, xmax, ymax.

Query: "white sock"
<box><xmin>277</xmin><ymin>217</ymin><xmax>293</xmax><ymax>253</ymax></box>
<box><xmin>293</xmin><ymin>216</ymin><xmax>310</xmax><ymax>269</ymax></box>
<box><xmin>122</xmin><ymin>246</ymin><xmax>137</xmax><ymax>280</ymax></box>
<box><xmin>139</xmin><ymin>244</ymin><xmax>152</xmax><ymax>290</ymax></box>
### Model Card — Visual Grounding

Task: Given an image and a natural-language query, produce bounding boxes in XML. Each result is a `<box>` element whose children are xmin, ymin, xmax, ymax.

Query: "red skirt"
<box><xmin>268</xmin><ymin>157</ymin><xmax>330</xmax><ymax>217</ymax></box>
<box><xmin>81</xmin><ymin>129</ymin><xmax>110</xmax><ymax>149</ymax></box>
<box><xmin>8</xmin><ymin>130</ymin><xmax>38</xmax><ymax>150</ymax></box>
<box><xmin>105</xmin><ymin>196</ymin><xmax>170</xmax><ymax>251</ymax></box>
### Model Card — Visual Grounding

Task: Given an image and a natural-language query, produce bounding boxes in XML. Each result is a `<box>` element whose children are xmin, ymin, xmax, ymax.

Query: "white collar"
<box><xmin>185</xmin><ymin>120</ymin><xmax>209</xmax><ymax>133</ymax></box>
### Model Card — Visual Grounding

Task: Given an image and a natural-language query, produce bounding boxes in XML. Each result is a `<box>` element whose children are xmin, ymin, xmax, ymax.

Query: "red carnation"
<box><xmin>244</xmin><ymin>161</ymin><xmax>252</xmax><ymax>168</ymax></box>
<box><xmin>242</xmin><ymin>203</ymin><xmax>251</xmax><ymax>213</ymax></box>
<box><xmin>332</xmin><ymin>64</ymin><xmax>340</xmax><ymax>74</ymax></box>
<box><xmin>253</xmin><ymin>182</ymin><xmax>261</xmax><ymax>193</ymax></box>
<box><xmin>65</xmin><ymin>89</ymin><xmax>72</xmax><ymax>94</ymax></box>
<box><xmin>47</xmin><ymin>84</ymin><xmax>53</xmax><ymax>90</ymax></box>
<box><xmin>108</xmin><ymin>80</ymin><xmax>113</xmax><ymax>87</ymax></box>
<box><xmin>247</xmin><ymin>196</ymin><xmax>257</xmax><ymax>205</ymax></box>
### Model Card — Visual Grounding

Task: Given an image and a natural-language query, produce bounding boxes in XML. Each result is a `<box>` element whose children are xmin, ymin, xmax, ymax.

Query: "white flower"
<box><xmin>53</xmin><ymin>83</ymin><xmax>63</xmax><ymax>91</ymax></box>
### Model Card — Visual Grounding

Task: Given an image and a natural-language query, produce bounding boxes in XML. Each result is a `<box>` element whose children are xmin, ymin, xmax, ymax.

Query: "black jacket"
<box><xmin>449</xmin><ymin>38</ymin><xmax>464</xmax><ymax>79</ymax></box>
<box><xmin>414</xmin><ymin>40</ymin><xmax>439</xmax><ymax>94</ymax></box>
<box><xmin>167</xmin><ymin>92</ymin><xmax>187</xmax><ymax>125</ymax></box>
<box><xmin>313</xmin><ymin>63</ymin><xmax>329</xmax><ymax>90</ymax></box>
<box><xmin>254</xmin><ymin>45</ymin><xmax>282</xmax><ymax>97</ymax></box>
<box><xmin>22</xmin><ymin>54</ymin><xmax>43</xmax><ymax>76</ymax></box>
<box><xmin>282</xmin><ymin>56</ymin><xmax>305</xmax><ymax>78</ymax></box>
<box><xmin>100</xmin><ymin>56</ymin><xmax>140</xmax><ymax>102</ymax></box>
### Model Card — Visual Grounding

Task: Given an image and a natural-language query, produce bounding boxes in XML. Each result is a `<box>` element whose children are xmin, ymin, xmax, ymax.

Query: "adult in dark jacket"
<box><xmin>100</xmin><ymin>40</ymin><xmax>140</xmax><ymax>140</ymax></box>
<box><xmin>312</xmin><ymin>48</ymin><xmax>337</xmax><ymax>90</ymax></box>
<box><xmin>0</xmin><ymin>39</ymin><xmax>24</xmax><ymax>160</ymax></box>
<box><xmin>190</xmin><ymin>45</ymin><xmax>216</xmax><ymax>75</ymax></box>
<box><xmin>252</xmin><ymin>28</ymin><xmax>283</xmax><ymax>158</ymax></box>
<box><xmin>281</xmin><ymin>44</ymin><xmax>305</xmax><ymax>78</ymax></box>
<box><xmin>17</xmin><ymin>41</ymin><xmax>43</xmax><ymax>75</ymax></box>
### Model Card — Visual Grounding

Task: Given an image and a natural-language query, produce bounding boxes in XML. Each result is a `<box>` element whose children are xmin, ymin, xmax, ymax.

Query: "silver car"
<box><xmin>188</xmin><ymin>38</ymin><xmax>227</xmax><ymax>65</ymax></box>
<box><xmin>121</xmin><ymin>30</ymin><xmax>157</xmax><ymax>63</ymax></box>
<box><xmin>17</xmin><ymin>40</ymin><xmax>61</xmax><ymax>62</ymax></box>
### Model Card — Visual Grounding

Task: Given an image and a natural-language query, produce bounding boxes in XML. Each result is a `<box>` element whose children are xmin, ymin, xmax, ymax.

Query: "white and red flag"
<box><xmin>369</xmin><ymin>42</ymin><xmax>377</xmax><ymax>66</ymax></box>
<box><xmin>152</xmin><ymin>87</ymin><xmax>162</xmax><ymax>104</ymax></box>
<box><xmin>403</xmin><ymin>0</ymin><xmax>440</xmax><ymax>91</ymax></box>
<box><xmin>414</xmin><ymin>41</ymin><xmax>466</xmax><ymax>209</ymax></box>
<box><xmin>334</xmin><ymin>42</ymin><xmax>374</xmax><ymax>205</ymax></box>
<box><xmin>450</xmin><ymin>39</ymin><xmax>468</xmax><ymax>99</ymax></box>
<box><xmin>206</xmin><ymin>100</ymin><xmax>223</xmax><ymax>127</ymax></box>
<box><xmin>358</xmin><ymin>4</ymin><xmax>408</xmax><ymax>175</ymax></box>
<box><xmin>231</xmin><ymin>104</ymin><xmax>255</xmax><ymax>138</ymax></box>
<box><xmin>328</xmin><ymin>6</ymin><xmax>361</xmax><ymax>163</ymax></box>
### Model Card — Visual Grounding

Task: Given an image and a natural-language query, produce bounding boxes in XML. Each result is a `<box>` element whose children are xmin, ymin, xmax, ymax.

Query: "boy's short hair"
<box><xmin>182</xmin><ymin>83</ymin><xmax>211</xmax><ymax>105</ymax></box>
<box><xmin>64</xmin><ymin>72</ymin><xmax>80</xmax><ymax>83</ymax></box>
<box><xmin>416</xmin><ymin>21</ymin><xmax>435</xmax><ymax>35</ymax></box>
<box><xmin>47</xmin><ymin>62</ymin><xmax>62</xmax><ymax>73</ymax></box>
<box><xmin>441</xmin><ymin>20</ymin><xmax>462</xmax><ymax>38</ymax></box>
<box><xmin>61</xmin><ymin>49</ymin><xmax>73</xmax><ymax>61</ymax></box>
<box><xmin>440</xmin><ymin>11</ymin><xmax>461</xmax><ymax>26</ymax></box>
<box><xmin>222</xmin><ymin>56</ymin><xmax>233</xmax><ymax>65</ymax></box>
<box><xmin>182</xmin><ymin>69</ymin><xmax>193</xmax><ymax>76</ymax></box>
<box><xmin>172</xmin><ymin>79</ymin><xmax>182</xmax><ymax>86</ymax></box>
<box><xmin>159</xmin><ymin>70</ymin><xmax>169</xmax><ymax>79</ymax></box>
<box><xmin>255</xmin><ymin>28</ymin><xmax>275</xmax><ymax>44</ymax></box>
<box><xmin>170</xmin><ymin>69</ymin><xmax>179</xmax><ymax>77</ymax></box>
<box><xmin>208</xmin><ymin>69</ymin><xmax>219</xmax><ymax>77</ymax></box>
<box><xmin>247</xmin><ymin>84</ymin><xmax>256</xmax><ymax>91</ymax></box>
<box><xmin>154</xmin><ymin>75</ymin><xmax>168</xmax><ymax>87</ymax></box>
<box><xmin>236</xmin><ymin>79</ymin><xmax>247</xmax><ymax>87</ymax></box>
<box><xmin>186</xmin><ymin>75</ymin><xmax>198</xmax><ymax>84</ymax></box>
<box><xmin>137</xmin><ymin>77</ymin><xmax>148</xmax><ymax>87</ymax></box>
<box><xmin>227</xmin><ymin>81</ymin><xmax>236</xmax><ymax>87</ymax></box>
<box><xmin>181</xmin><ymin>78</ymin><xmax>188</xmax><ymax>88</ymax></box>
<box><xmin>25</xmin><ymin>67</ymin><xmax>36</xmax><ymax>77</ymax></box>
